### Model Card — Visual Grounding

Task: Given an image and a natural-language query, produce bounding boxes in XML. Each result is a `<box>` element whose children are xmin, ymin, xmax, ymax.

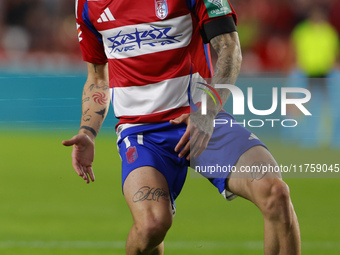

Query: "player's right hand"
<box><xmin>62</xmin><ymin>134</ymin><xmax>95</xmax><ymax>184</ymax></box>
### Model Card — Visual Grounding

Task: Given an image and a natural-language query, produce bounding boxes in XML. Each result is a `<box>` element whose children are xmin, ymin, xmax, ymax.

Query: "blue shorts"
<box><xmin>117</xmin><ymin>111</ymin><xmax>266</xmax><ymax>205</ymax></box>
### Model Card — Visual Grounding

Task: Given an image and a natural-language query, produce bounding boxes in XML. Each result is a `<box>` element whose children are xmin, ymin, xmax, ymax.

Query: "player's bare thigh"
<box><xmin>123</xmin><ymin>166</ymin><xmax>173</xmax><ymax>224</ymax></box>
<box><xmin>226</xmin><ymin>145</ymin><xmax>283</xmax><ymax>202</ymax></box>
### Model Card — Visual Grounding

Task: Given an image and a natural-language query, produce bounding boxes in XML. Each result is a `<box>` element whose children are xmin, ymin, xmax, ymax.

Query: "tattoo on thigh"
<box><xmin>250</xmin><ymin>161</ymin><xmax>268</xmax><ymax>182</ymax></box>
<box><xmin>132</xmin><ymin>186</ymin><xmax>169</xmax><ymax>203</ymax></box>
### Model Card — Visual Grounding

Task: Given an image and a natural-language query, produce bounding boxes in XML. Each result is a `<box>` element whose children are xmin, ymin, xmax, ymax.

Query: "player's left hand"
<box><xmin>170</xmin><ymin>113</ymin><xmax>214</xmax><ymax>160</ymax></box>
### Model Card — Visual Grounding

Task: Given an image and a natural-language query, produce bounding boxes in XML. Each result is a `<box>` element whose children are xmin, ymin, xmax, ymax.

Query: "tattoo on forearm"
<box><xmin>92</xmin><ymin>92</ymin><xmax>108</xmax><ymax>105</ymax></box>
<box><xmin>201</xmin><ymin>33</ymin><xmax>242</xmax><ymax>114</ymax></box>
<box><xmin>132</xmin><ymin>186</ymin><xmax>169</xmax><ymax>203</ymax></box>
<box><xmin>95</xmin><ymin>108</ymin><xmax>106</xmax><ymax>119</ymax></box>
<box><xmin>82</xmin><ymin>109</ymin><xmax>92</xmax><ymax>122</ymax></box>
<box><xmin>96</xmin><ymin>121</ymin><xmax>101</xmax><ymax>133</ymax></box>
<box><xmin>210</xmin><ymin>33</ymin><xmax>242</xmax><ymax>82</ymax></box>
<box><xmin>82</xmin><ymin>97</ymin><xmax>90</xmax><ymax>105</ymax></box>
<box><xmin>82</xmin><ymin>114</ymin><xmax>92</xmax><ymax>122</ymax></box>
<box><xmin>89</xmin><ymin>83</ymin><xmax>110</xmax><ymax>91</ymax></box>
<box><xmin>79</xmin><ymin>126</ymin><xmax>97</xmax><ymax>137</ymax></box>
<box><xmin>89</xmin><ymin>84</ymin><xmax>95</xmax><ymax>91</ymax></box>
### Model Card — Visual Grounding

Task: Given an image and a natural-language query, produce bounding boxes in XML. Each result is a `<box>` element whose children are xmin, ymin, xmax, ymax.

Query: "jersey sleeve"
<box><xmin>188</xmin><ymin>0</ymin><xmax>238</xmax><ymax>43</ymax></box>
<box><xmin>76</xmin><ymin>0</ymin><xmax>107</xmax><ymax>64</ymax></box>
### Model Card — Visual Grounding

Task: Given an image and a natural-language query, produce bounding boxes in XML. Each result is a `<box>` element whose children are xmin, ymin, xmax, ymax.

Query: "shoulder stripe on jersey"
<box><xmin>83</xmin><ymin>0</ymin><xmax>103</xmax><ymax>44</ymax></box>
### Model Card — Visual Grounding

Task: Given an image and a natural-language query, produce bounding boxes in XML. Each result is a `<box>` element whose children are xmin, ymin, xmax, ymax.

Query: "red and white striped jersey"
<box><xmin>76</xmin><ymin>0</ymin><xmax>237</xmax><ymax>127</ymax></box>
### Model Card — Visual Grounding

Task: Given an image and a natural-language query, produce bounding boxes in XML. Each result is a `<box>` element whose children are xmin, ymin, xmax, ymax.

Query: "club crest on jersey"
<box><xmin>126</xmin><ymin>146</ymin><xmax>138</xmax><ymax>163</ymax></box>
<box><xmin>155</xmin><ymin>0</ymin><xmax>168</xmax><ymax>20</ymax></box>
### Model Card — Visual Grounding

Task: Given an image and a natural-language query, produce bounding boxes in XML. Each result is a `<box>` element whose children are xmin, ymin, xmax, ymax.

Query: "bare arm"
<box><xmin>205</xmin><ymin>31</ymin><xmax>242</xmax><ymax>116</ymax></box>
<box><xmin>79</xmin><ymin>63</ymin><xmax>110</xmax><ymax>139</ymax></box>
<box><xmin>62</xmin><ymin>62</ymin><xmax>110</xmax><ymax>183</ymax></box>
<box><xmin>174</xmin><ymin>32</ymin><xmax>242</xmax><ymax>159</ymax></box>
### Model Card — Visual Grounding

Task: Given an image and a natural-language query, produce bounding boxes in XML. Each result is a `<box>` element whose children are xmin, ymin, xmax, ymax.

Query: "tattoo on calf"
<box><xmin>132</xmin><ymin>186</ymin><xmax>169</xmax><ymax>203</ymax></box>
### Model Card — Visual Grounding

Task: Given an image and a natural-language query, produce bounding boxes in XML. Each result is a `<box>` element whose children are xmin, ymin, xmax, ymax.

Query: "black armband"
<box><xmin>201</xmin><ymin>16</ymin><xmax>237</xmax><ymax>44</ymax></box>
<box><xmin>80</xmin><ymin>126</ymin><xmax>97</xmax><ymax>137</ymax></box>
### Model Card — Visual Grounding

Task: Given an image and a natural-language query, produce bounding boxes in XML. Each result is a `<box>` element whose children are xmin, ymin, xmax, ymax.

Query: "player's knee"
<box><xmin>135</xmin><ymin>214</ymin><xmax>172</xmax><ymax>252</ymax></box>
<box><xmin>259</xmin><ymin>180</ymin><xmax>292</xmax><ymax>224</ymax></box>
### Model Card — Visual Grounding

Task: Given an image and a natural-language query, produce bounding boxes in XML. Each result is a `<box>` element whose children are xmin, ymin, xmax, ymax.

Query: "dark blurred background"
<box><xmin>0</xmin><ymin>0</ymin><xmax>82</xmax><ymax>72</ymax></box>
<box><xmin>0</xmin><ymin>0</ymin><xmax>339</xmax><ymax>73</ymax></box>
<box><xmin>0</xmin><ymin>3</ymin><xmax>339</xmax><ymax>255</ymax></box>
<box><xmin>0</xmin><ymin>0</ymin><xmax>339</xmax><ymax>147</ymax></box>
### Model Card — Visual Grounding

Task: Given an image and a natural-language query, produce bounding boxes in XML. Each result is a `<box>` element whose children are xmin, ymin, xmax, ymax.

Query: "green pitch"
<box><xmin>0</xmin><ymin>131</ymin><xmax>339</xmax><ymax>255</ymax></box>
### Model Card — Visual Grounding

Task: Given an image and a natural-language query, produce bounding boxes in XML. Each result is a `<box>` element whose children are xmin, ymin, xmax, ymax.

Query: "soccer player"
<box><xmin>63</xmin><ymin>0</ymin><xmax>301</xmax><ymax>254</ymax></box>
